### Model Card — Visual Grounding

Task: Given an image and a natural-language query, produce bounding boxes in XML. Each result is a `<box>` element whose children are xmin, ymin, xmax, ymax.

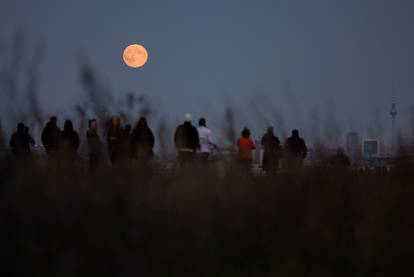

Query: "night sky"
<box><xmin>1</xmin><ymin>0</ymin><xmax>414</xmax><ymax>146</ymax></box>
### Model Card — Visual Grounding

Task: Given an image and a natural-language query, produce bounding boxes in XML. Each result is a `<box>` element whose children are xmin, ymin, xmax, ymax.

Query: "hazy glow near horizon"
<box><xmin>123</xmin><ymin>44</ymin><xmax>148</xmax><ymax>68</ymax></box>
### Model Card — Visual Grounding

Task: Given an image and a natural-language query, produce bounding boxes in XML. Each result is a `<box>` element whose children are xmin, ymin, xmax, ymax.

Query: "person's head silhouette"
<box><xmin>241</xmin><ymin>127</ymin><xmax>250</xmax><ymax>138</ymax></box>
<box><xmin>89</xmin><ymin>119</ymin><xmax>97</xmax><ymax>130</ymax></box>
<box><xmin>267</xmin><ymin>126</ymin><xmax>274</xmax><ymax>133</ymax></box>
<box><xmin>292</xmin><ymin>129</ymin><xmax>299</xmax><ymax>138</ymax></box>
<box><xmin>199</xmin><ymin>118</ymin><xmax>206</xmax><ymax>127</ymax></box>
<box><xmin>64</xmin><ymin>120</ymin><xmax>74</xmax><ymax>132</ymax></box>
<box><xmin>17</xmin><ymin>122</ymin><xmax>25</xmax><ymax>132</ymax></box>
<box><xmin>138</xmin><ymin>117</ymin><xmax>147</xmax><ymax>127</ymax></box>
<box><xmin>50</xmin><ymin>116</ymin><xmax>57</xmax><ymax>126</ymax></box>
<box><xmin>111</xmin><ymin>116</ymin><xmax>120</xmax><ymax>127</ymax></box>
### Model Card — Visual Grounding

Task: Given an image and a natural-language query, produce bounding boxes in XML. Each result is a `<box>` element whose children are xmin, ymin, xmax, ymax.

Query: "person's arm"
<box><xmin>149</xmin><ymin>129</ymin><xmax>155</xmax><ymax>148</ymax></box>
<box><xmin>302</xmin><ymin>140</ymin><xmax>308</xmax><ymax>157</ymax></box>
<box><xmin>206</xmin><ymin>129</ymin><xmax>212</xmax><ymax>145</ymax></box>
<box><xmin>194</xmin><ymin>128</ymin><xmax>200</xmax><ymax>150</ymax></box>
<box><xmin>250</xmin><ymin>139</ymin><xmax>256</xmax><ymax>150</ymax></box>
<box><xmin>28</xmin><ymin>135</ymin><xmax>35</xmax><ymax>145</ymax></box>
<box><xmin>41</xmin><ymin>129</ymin><xmax>47</xmax><ymax>147</ymax></box>
<box><xmin>174</xmin><ymin>127</ymin><xmax>178</xmax><ymax>148</ymax></box>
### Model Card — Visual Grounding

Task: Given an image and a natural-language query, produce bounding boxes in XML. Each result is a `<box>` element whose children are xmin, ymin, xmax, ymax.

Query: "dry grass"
<box><xmin>0</xmin><ymin>155</ymin><xmax>414</xmax><ymax>276</ymax></box>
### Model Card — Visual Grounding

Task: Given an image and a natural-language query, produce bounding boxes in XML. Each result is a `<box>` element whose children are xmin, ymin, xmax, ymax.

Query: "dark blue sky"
<box><xmin>1</xmin><ymin>0</ymin><xmax>414</xmax><ymax>146</ymax></box>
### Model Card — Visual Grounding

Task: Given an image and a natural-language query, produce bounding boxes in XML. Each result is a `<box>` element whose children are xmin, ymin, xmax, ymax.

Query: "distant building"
<box><xmin>346</xmin><ymin>132</ymin><xmax>359</xmax><ymax>154</ymax></box>
<box><xmin>363</xmin><ymin>139</ymin><xmax>380</xmax><ymax>156</ymax></box>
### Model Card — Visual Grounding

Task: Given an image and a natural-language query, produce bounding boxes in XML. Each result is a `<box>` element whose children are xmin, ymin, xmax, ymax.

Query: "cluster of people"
<box><xmin>41</xmin><ymin>117</ymin><xmax>80</xmax><ymax>161</ymax></box>
<box><xmin>41</xmin><ymin>115</ymin><xmax>155</xmax><ymax>171</ymax></box>
<box><xmin>8</xmin><ymin>112</ymin><xmax>312</xmax><ymax>174</ymax></box>
<box><xmin>105</xmin><ymin>116</ymin><xmax>155</xmax><ymax>167</ymax></box>
<box><xmin>236</xmin><ymin>126</ymin><xmax>308</xmax><ymax>173</ymax></box>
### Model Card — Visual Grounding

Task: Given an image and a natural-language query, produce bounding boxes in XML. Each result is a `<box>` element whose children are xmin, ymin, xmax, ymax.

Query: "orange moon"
<box><xmin>123</xmin><ymin>44</ymin><xmax>148</xmax><ymax>68</ymax></box>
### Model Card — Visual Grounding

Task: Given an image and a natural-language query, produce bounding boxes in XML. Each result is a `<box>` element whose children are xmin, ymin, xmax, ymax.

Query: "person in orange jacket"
<box><xmin>237</xmin><ymin>127</ymin><xmax>256</xmax><ymax>168</ymax></box>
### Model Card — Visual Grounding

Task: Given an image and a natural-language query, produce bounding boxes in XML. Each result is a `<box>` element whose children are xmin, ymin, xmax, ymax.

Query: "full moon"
<box><xmin>123</xmin><ymin>44</ymin><xmax>148</xmax><ymax>68</ymax></box>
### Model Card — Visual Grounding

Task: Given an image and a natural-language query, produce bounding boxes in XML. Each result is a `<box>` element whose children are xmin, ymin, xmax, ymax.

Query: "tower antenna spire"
<box><xmin>390</xmin><ymin>82</ymin><xmax>397</xmax><ymax>153</ymax></box>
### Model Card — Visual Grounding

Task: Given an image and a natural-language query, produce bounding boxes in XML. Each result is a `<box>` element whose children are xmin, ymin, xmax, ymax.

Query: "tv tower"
<box><xmin>390</xmin><ymin>94</ymin><xmax>397</xmax><ymax>153</ymax></box>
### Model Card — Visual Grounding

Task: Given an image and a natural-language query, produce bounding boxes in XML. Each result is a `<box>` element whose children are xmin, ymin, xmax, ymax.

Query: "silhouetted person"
<box><xmin>261</xmin><ymin>126</ymin><xmax>282</xmax><ymax>174</ymax></box>
<box><xmin>86</xmin><ymin>119</ymin><xmax>103</xmax><ymax>172</ymax></box>
<box><xmin>132</xmin><ymin>117</ymin><xmax>155</xmax><ymax>164</ymax></box>
<box><xmin>174</xmin><ymin>114</ymin><xmax>200</xmax><ymax>164</ymax></box>
<box><xmin>107</xmin><ymin>116</ymin><xmax>124</xmax><ymax>164</ymax></box>
<box><xmin>60</xmin><ymin>120</ymin><xmax>80</xmax><ymax>160</ymax></box>
<box><xmin>284</xmin><ymin>129</ymin><xmax>308</xmax><ymax>171</ymax></box>
<box><xmin>41</xmin><ymin>116</ymin><xmax>62</xmax><ymax>156</ymax></box>
<box><xmin>9</xmin><ymin>123</ymin><xmax>34</xmax><ymax>159</ymax></box>
<box><xmin>197</xmin><ymin>117</ymin><xmax>212</xmax><ymax>161</ymax></box>
<box><xmin>237</xmin><ymin>127</ymin><xmax>256</xmax><ymax>169</ymax></box>
<box><xmin>330</xmin><ymin>148</ymin><xmax>351</xmax><ymax>169</ymax></box>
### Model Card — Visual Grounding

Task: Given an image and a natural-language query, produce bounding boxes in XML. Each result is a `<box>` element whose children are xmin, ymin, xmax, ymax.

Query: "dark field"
<box><xmin>1</xmin><ymin>156</ymin><xmax>414</xmax><ymax>277</ymax></box>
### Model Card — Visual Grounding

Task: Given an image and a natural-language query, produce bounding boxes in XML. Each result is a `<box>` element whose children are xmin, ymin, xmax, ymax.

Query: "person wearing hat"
<box><xmin>174</xmin><ymin>113</ymin><xmax>200</xmax><ymax>164</ymax></box>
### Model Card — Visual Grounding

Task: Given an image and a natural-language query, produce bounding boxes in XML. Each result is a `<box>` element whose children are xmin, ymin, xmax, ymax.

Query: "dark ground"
<box><xmin>0</xmin><ymin>155</ymin><xmax>414</xmax><ymax>277</ymax></box>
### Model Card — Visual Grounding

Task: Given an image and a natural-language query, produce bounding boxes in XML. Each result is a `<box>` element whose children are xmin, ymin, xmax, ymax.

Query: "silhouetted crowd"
<box><xmin>8</xmin><ymin>113</ymin><xmax>351</xmax><ymax>174</ymax></box>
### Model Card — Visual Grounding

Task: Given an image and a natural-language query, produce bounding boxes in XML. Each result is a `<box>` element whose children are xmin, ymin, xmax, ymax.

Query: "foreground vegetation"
<box><xmin>0</xmin><ymin>155</ymin><xmax>413</xmax><ymax>277</ymax></box>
